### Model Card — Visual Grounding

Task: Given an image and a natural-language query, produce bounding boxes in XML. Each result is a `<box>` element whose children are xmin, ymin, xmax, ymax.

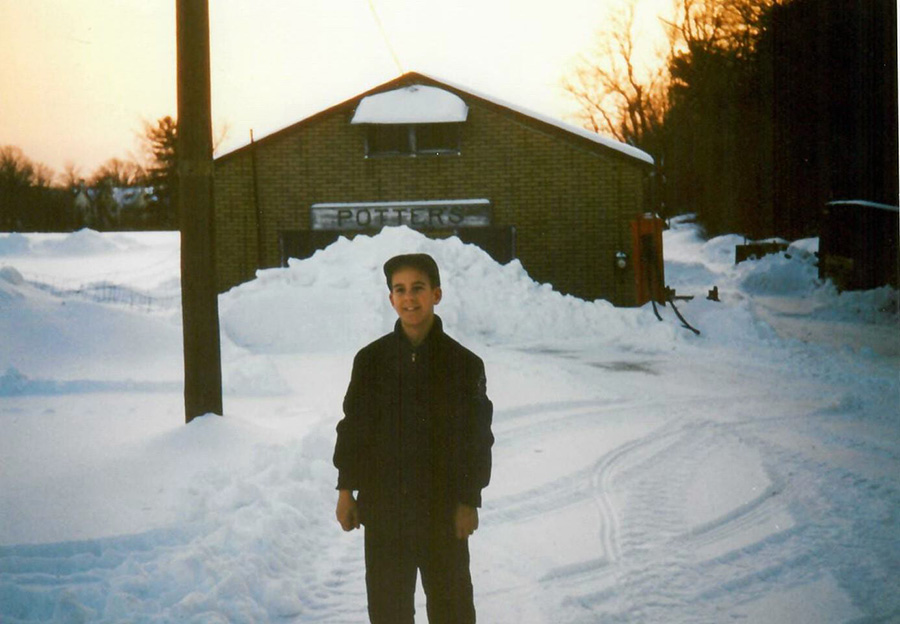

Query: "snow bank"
<box><xmin>666</xmin><ymin>216</ymin><xmax>821</xmax><ymax>298</ymax></box>
<box><xmin>220</xmin><ymin>226</ymin><xmax>673</xmax><ymax>354</ymax></box>
<box><xmin>31</xmin><ymin>229</ymin><xmax>124</xmax><ymax>255</ymax></box>
<box><xmin>663</xmin><ymin>215</ymin><xmax>899</xmax><ymax>356</ymax></box>
<box><xmin>0</xmin><ymin>233</ymin><xmax>31</xmax><ymax>256</ymax></box>
<box><xmin>734</xmin><ymin>248</ymin><xmax>822</xmax><ymax>295</ymax></box>
<box><xmin>814</xmin><ymin>285</ymin><xmax>899</xmax><ymax>325</ymax></box>
<box><xmin>0</xmin><ymin>268</ymin><xmax>183</xmax><ymax>384</ymax></box>
<box><xmin>664</xmin><ymin>217</ymin><xmax>824</xmax><ymax>297</ymax></box>
<box><xmin>217</xmin><ymin>218</ymin><xmax>894</xmax><ymax>358</ymax></box>
<box><xmin>0</xmin><ymin>228</ymin><xmax>137</xmax><ymax>256</ymax></box>
<box><xmin>0</xmin><ymin>413</ymin><xmax>340</xmax><ymax>621</ymax></box>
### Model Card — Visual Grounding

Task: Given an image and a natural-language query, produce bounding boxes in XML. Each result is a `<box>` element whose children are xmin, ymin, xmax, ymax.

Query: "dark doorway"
<box><xmin>279</xmin><ymin>231</ymin><xmax>342</xmax><ymax>266</ymax></box>
<box><xmin>454</xmin><ymin>226</ymin><xmax>516</xmax><ymax>264</ymax></box>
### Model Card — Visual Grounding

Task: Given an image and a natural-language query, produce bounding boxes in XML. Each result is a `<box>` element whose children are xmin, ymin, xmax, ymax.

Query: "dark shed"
<box><xmin>819</xmin><ymin>200</ymin><xmax>899</xmax><ymax>290</ymax></box>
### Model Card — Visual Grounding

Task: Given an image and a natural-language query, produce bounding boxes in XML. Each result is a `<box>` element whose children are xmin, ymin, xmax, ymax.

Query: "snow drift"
<box><xmin>219</xmin><ymin>226</ymin><xmax>677</xmax><ymax>354</ymax></box>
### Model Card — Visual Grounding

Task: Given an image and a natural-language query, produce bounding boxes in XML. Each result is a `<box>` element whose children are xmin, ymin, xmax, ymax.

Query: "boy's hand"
<box><xmin>336</xmin><ymin>490</ymin><xmax>360</xmax><ymax>531</ymax></box>
<box><xmin>454</xmin><ymin>503</ymin><xmax>479</xmax><ymax>540</ymax></box>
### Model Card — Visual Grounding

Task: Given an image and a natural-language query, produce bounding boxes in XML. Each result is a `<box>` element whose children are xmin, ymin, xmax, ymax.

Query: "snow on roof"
<box><xmin>414</xmin><ymin>73</ymin><xmax>654</xmax><ymax>165</ymax></box>
<box><xmin>827</xmin><ymin>200</ymin><xmax>900</xmax><ymax>213</ymax></box>
<box><xmin>351</xmin><ymin>85</ymin><xmax>469</xmax><ymax>124</ymax></box>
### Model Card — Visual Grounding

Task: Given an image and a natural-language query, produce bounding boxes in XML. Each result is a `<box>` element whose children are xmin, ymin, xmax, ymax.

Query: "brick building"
<box><xmin>213</xmin><ymin>72</ymin><xmax>658</xmax><ymax>306</ymax></box>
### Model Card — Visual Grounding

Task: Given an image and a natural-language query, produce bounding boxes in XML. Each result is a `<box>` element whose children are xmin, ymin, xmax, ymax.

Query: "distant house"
<box><xmin>72</xmin><ymin>185</ymin><xmax>97</xmax><ymax>225</ymax></box>
<box><xmin>819</xmin><ymin>200</ymin><xmax>899</xmax><ymax>290</ymax></box>
<box><xmin>72</xmin><ymin>185</ymin><xmax>156</xmax><ymax>229</ymax></box>
<box><xmin>213</xmin><ymin>72</ymin><xmax>660</xmax><ymax>306</ymax></box>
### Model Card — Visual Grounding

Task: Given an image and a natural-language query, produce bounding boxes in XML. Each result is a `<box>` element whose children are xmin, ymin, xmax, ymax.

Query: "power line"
<box><xmin>366</xmin><ymin>0</ymin><xmax>404</xmax><ymax>74</ymax></box>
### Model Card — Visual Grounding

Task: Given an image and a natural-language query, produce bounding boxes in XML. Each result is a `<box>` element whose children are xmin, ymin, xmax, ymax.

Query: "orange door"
<box><xmin>630</xmin><ymin>216</ymin><xmax>666</xmax><ymax>305</ymax></box>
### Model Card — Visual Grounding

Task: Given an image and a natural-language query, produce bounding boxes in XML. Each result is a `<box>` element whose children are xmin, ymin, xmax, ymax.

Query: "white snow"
<box><xmin>351</xmin><ymin>85</ymin><xmax>469</xmax><ymax>124</ymax></box>
<box><xmin>414</xmin><ymin>72</ymin><xmax>655</xmax><ymax>165</ymax></box>
<box><xmin>1</xmin><ymin>217</ymin><xmax>898</xmax><ymax>623</ymax></box>
<box><xmin>827</xmin><ymin>199</ymin><xmax>900</xmax><ymax>213</ymax></box>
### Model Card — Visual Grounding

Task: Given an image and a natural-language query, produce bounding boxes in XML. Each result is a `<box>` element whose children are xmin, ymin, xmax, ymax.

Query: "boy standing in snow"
<box><xmin>333</xmin><ymin>253</ymin><xmax>494</xmax><ymax>624</ymax></box>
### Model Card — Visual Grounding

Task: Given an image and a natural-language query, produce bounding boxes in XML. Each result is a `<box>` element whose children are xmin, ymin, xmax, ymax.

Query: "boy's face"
<box><xmin>389</xmin><ymin>266</ymin><xmax>442</xmax><ymax>332</ymax></box>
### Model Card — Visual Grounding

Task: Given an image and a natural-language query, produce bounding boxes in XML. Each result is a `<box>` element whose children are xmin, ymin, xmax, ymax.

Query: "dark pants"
<box><xmin>364</xmin><ymin>513</ymin><xmax>475</xmax><ymax>624</ymax></box>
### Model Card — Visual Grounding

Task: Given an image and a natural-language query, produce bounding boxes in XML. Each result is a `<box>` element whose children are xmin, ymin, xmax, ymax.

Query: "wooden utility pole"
<box><xmin>176</xmin><ymin>0</ymin><xmax>223</xmax><ymax>423</ymax></box>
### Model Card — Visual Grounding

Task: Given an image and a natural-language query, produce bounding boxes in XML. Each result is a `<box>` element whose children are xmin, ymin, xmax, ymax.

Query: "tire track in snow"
<box><xmin>483</xmin><ymin>401</ymin><xmax>635</xmax><ymax>526</ymax></box>
<box><xmin>588</xmin><ymin>421</ymin><xmax>690</xmax><ymax>565</ymax></box>
<box><xmin>552</xmin><ymin>405</ymin><xmax>897</xmax><ymax>623</ymax></box>
<box><xmin>534</xmin><ymin>420</ymin><xmax>700</xmax><ymax>624</ymax></box>
<box><xmin>483</xmin><ymin>399</ymin><xmax>692</xmax><ymax>528</ymax></box>
<box><xmin>704</xmin><ymin>421</ymin><xmax>900</xmax><ymax>620</ymax></box>
<box><xmin>489</xmin><ymin>340</ymin><xmax>900</xmax><ymax>621</ymax></box>
<box><xmin>490</xmin><ymin>399</ymin><xmax>634</xmax><ymax>449</ymax></box>
<box><xmin>485</xmin><ymin>399</ymin><xmax>754</xmax><ymax>575</ymax></box>
<box><xmin>539</xmin><ymin>418</ymin><xmax>812</xmax><ymax>622</ymax></box>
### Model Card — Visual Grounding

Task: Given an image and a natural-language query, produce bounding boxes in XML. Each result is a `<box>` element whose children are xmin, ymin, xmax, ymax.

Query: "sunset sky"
<box><xmin>0</xmin><ymin>0</ymin><xmax>670</xmax><ymax>177</ymax></box>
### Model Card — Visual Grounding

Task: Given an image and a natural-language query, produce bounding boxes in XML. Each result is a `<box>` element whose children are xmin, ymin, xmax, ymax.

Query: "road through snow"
<box><xmin>474</xmin><ymin>336</ymin><xmax>897</xmax><ymax>623</ymax></box>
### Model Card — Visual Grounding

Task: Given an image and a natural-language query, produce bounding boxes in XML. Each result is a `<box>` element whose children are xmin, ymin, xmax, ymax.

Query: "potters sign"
<box><xmin>310</xmin><ymin>199</ymin><xmax>491</xmax><ymax>231</ymax></box>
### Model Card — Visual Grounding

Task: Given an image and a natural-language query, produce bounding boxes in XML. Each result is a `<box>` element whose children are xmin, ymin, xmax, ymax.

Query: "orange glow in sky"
<box><xmin>0</xmin><ymin>0</ymin><xmax>670</xmax><ymax>177</ymax></box>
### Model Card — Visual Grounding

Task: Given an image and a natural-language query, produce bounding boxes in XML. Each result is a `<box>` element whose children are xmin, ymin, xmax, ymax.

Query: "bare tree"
<box><xmin>61</xmin><ymin>162</ymin><xmax>84</xmax><ymax>190</ymax></box>
<box><xmin>1</xmin><ymin>146</ymin><xmax>46</xmax><ymax>188</ymax></box>
<box><xmin>90</xmin><ymin>157</ymin><xmax>144</xmax><ymax>187</ymax></box>
<box><xmin>664</xmin><ymin>0</ymin><xmax>777</xmax><ymax>62</ymax></box>
<box><xmin>563</xmin><ymin>0</ymin><xmax>669</xmax><ymax>146</ymax></box>
<box><xmin>564</xmin><ymin>0</ymin><xmax>777</xmax><ymax>146</ymax></box>
<box><xmin>0</xmin><ymin>146</ymin><xmax>60</xmax><ymax>230</ymax></box>
<box><xmin>32</xmin><ymin>164</ymin><xmax>56</xmax><ymax>189</ymax></box>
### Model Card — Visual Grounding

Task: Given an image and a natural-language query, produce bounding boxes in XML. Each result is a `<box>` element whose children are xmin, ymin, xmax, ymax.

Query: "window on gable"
<box><xmin>415</xmin><ymin>123</ymin><xmax>460</xmax><ymax>155</ymax></box>
<box><xmin>368</xmin><ymin>125</ymin><xmax>410</xmax><ymax>156</ymax></box>
<box><xmin>365</xmin><ymin>123</ymin><xmax>461</xmax><ymax>157</ymax></box>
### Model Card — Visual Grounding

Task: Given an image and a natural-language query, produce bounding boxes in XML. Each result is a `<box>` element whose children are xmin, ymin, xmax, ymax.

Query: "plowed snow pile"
<box><xmin>218</xmin><ymin>226</ymin><xmax>675</xmax><ymax>353</ymax></box>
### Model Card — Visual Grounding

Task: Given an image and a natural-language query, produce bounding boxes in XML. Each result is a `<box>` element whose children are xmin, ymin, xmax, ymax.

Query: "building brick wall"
<box><xmin>214</xmin><ymin>79</ymin><xmax>651</xmax><ymax>305</ymax></box>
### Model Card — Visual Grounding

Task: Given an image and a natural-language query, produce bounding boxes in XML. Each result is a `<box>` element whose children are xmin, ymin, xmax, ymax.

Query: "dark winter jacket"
<box><xmin>334</xmin><ymin>316</ymin><xmax>493</xmax><ymax>523</ymax></box>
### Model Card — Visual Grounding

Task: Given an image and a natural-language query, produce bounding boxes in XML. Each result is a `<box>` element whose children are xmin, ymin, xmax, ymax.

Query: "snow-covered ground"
<box><xmin>1</xmin><ymin>217</ymin><xmax>898</xmax><ymax>623</ymax></box>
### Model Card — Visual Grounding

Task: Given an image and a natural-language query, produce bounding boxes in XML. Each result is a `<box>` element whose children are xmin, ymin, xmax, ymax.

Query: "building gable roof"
<box><xmin>216</xmin><ymin>72</ymin><xmax>654</xmax><ymax>166</ymax></box>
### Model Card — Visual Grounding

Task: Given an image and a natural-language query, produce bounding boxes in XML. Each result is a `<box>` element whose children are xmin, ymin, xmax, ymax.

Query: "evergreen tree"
<box><xmin>140</xmin><ymin>116</ymin><xmax>179</xmax><ymax>228</ymax></box>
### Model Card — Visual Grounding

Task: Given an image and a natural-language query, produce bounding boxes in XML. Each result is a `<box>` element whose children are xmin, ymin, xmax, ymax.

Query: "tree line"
<box><xmin>566</xmin><ymin>0</ymin><xmax>898</xmax><ymax>239</ymax></box>
<box><xmin>0</xmin><ymin>117</ymin><xmax>178</xmax><ymax>232</ymax></box>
